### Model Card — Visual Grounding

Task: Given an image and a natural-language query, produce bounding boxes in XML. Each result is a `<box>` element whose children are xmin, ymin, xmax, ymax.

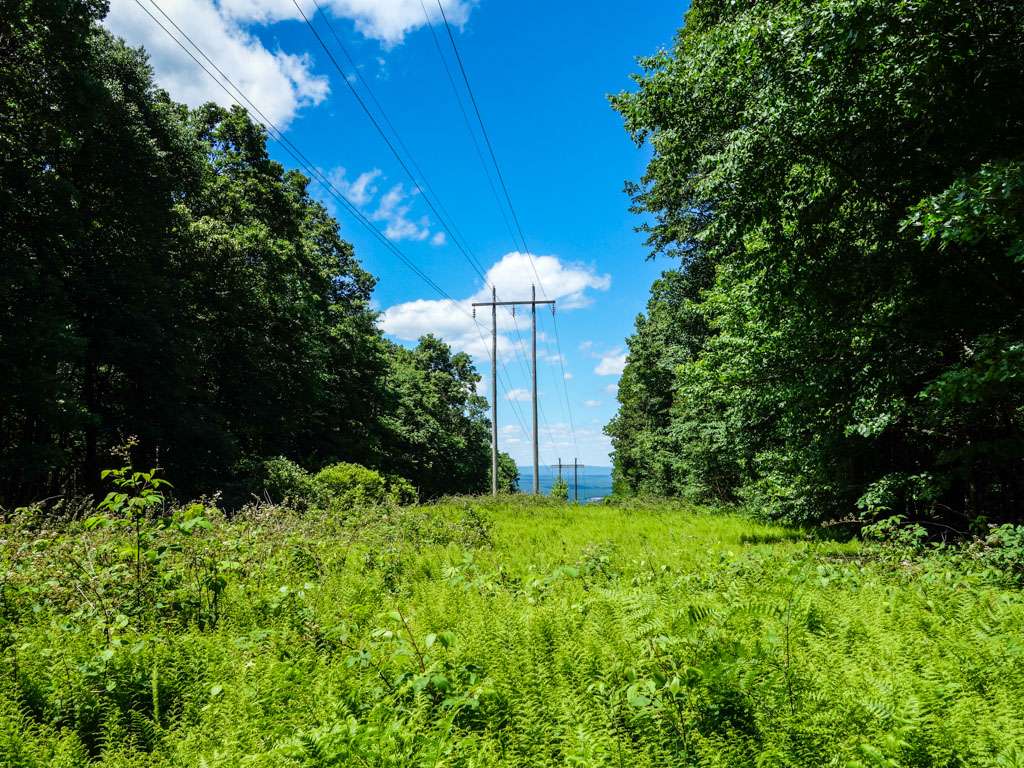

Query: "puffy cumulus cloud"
<box><xmin>379</xmin><ymin>252</ymin><xmax>611</xmax><ymax>362</ymax></box>
<box><xmin>376</xmin><ymin>297</ymin><xmax>517</xmax><ymax>360</ymax></box>
<box><xmin>315</xmin><ymin>169</ymin><xmax>449</xmax><ymax>244</ymax></box>
<box><xmin>218</xmin><ymin>0</ymin><xmax>476</xmax><ymax>46</ymax></box>
<box><xmin>104</xmin><ymin>0</ymin><xmax>328</xmax><ymax>127</ymax></box>
<box><xmin>486</xmin><ymin>252</ymin><xmax>611</xmax><ymax>309</ymax></box>
<box><xmin>605</xmin><ymin>382</ymin><xmax>618</xmax><ymax>395</ymax></box>
<box><xmin>505</xmin><ymin>389</ymin><xmax>529</xmax><ymax>402</ymax></box>
<box><xmin>595</xmin><ymin>349</ymin><xmax>627</xmax><ymax>376</ymax></box>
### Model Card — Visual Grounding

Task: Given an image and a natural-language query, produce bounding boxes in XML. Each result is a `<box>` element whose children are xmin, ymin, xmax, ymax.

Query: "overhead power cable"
<box><xmin>308</xmin><ymin>0</ymin><xmax>481</xmax><ymax>274</ymax></box>
<box><xmin>138</xmin><ymin>0</ymin><xmax>547</xmax><ymax>477</ymax></box>
<box><xmin>137</xmin><ymin>0</ymin><xmax>464</xmax><ymax>313</ymax></box>
<box><xmin>418</xmin><ymin>0</ymin><xmax>519</xmax><ymax>251</ymax></box>
<box><xmin>433</xmin><ymin>0</ymin><xmax>580</xmax><ymax>457</ymax></box>
<box><xmin>291</xmin><ymin>0</ymin><xmax>491</xmax><ymax>285</ymax></box>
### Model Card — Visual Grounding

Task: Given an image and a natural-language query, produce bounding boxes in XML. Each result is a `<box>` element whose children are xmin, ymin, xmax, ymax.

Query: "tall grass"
<box><xmin>1</xmin><ymin>496</ymin><xmax>1022</xmax><ymax>766</ymax></box>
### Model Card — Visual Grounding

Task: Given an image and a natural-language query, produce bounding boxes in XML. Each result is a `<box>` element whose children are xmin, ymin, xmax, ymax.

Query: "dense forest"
<box><xmin>608</xmin><ymin>0</ymin><xmax>1024</xmax><ymax>526</ymax></box>
<box><xmin>0</xmin><ymin>1</ymin><xmax>511</xmax><ymax>508</ymax></box>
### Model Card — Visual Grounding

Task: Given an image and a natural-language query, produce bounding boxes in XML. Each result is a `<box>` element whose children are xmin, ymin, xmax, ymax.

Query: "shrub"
<box><xmin>314</xmin><ymin>462</ymin><xmax>416</xmax><ymax>510</ymax></box>
<box><xmin>261</xmin><ymin>457</ymin><xmax>320</xmax><ymax>509</ymax></box>
<box><xmin>385</xmin><ymin>474</ymin><xmax>418</xmax><ymax>506</ymax></box>
<box><xmin>861</xmin><ymin>515</ymin><xmax>927</xmax><ymax>552</ymax></box>
<box><xmin>550</xmin><ymin>476</ymin><xmax>569</xmax><ymax>501</ymax></box>
<box><xmin>979</xmin><ymin>524</ymin><xmax>1024</xmax><ymax>584</ymax></box>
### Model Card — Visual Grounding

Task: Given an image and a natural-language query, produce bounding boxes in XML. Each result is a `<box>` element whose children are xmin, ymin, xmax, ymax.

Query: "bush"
<box><xmin>550</xmin><ymin>476</ymin><xmax>569</xmax><ymax>502</ymax></box>
<box><xmin>979</xmin><ymin>524</ymin><xmax>1024</xmax><ymax>584</ymax></box>
<box><xmin>385</xmin><ymin>474</ymin><xmax>418</xmax><ymax>506</ymax></box>
<box><xmin>261</xmin><ymin>457</ymin><xmax>320</xmax><ymax>509</ymax></box>
<box><xmin>314</xmin><ymin>462</ymin><xmax>417</xmax><ymax>510</ymax></box>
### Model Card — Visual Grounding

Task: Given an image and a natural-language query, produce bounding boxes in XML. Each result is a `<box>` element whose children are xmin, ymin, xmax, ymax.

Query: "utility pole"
<box><xmin>472</xmin><ymin>285</ymin><xmax>555</xmax><ymax>495</ymax></box>
<box><xmin>573</xmin><ymin>458</ymin><xmax>583</xmax><ymax>503</ymax></box>
<box><xmin>490</xmin><ymin>286</ymin><xmax>497</xmax><ymax>495</ymax></box>
<box><xmin>531</xmin><ymin>285</ymin><xmax>539</xmax><ymax>496</ymax></box>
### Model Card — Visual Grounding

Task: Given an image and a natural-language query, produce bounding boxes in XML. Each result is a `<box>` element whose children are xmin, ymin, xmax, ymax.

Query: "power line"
<box><xmin>291</xmin><ymin>0</ymin><xmax>491</xmax><ymax>285</ymax></box>
<box><xmin>434</xmin><ymin>0</ymin><xmax>539</xmax><ymax>284</ymax></box>
<box><xmin>138</xmin><ymin>0</ymin><xmax>549</xmax><ymax>495</ymax></box>
<box><xmin>310</xmin><ymin>0</ymin><xmax>481</xmax><ymax>275</ymax></box>
<box><xmin>418</xmin><ymin>0</ymin><xmax>519</xmax><ymax>251</ymax></box>
<box><xmin>503</xmin><ymin>305</ymin><xmax>559</xmax><ymax>456</ymax></box>
<box><xmin>137</xmin><ymin>0</ymin><xmax>465</xmax><ymax>315</ymax></box>
<box><xmin>544</xmin><ymin>311</ymin><xmax>581</xmax><ymax>458</ymax></box>
<box><xmin>433</xmin><ymin>0</ymin><xmax>581</xmax><ymax>457</ymax></box>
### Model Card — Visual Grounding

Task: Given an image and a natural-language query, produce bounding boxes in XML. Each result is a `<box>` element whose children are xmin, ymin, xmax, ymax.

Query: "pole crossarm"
<box><xmin>471</xmin><ymin>300</ymin><xmax>555</xmax><ymax>307</ymax></box>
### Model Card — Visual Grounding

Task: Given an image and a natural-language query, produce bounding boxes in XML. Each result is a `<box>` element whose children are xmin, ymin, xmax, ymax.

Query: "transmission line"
<box><xmin>291</xmin><ymin>0</ymin><xmax>491</xmax><ymax>285</ymax></box>
<box><xmin>418</xmin><ymin>0</ymin><xmax>519</xmax><ymax>251</ymax></box>
<box><xmin>140</xmin><ymin>0</ymin><xmax>563</xmax><ymax>477</ymax></box>
<box><xmin>433</xmin><ymin>0</ymin><xmax>581</xmax><ymax>457</ymax></box>
<box><xmin>307</xmin><ymin>0</ymin><xmax>484</xmax><ymax>279</ymax></box>
<box><xmin>137</xmin><ymin>0</ymin><xmax>469</xmax><ymax>318</ymax></box>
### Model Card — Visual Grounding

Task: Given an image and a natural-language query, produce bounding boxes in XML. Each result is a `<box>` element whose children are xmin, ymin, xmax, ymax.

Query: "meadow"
<box><xmin>2</xmin><ymin>496</ymin><xmax>1024</xmax><ymax>767</ymax></box>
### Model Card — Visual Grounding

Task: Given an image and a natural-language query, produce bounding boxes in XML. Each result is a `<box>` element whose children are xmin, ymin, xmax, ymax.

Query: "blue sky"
<box><xmin>104</xmin><ymin>0</ymin><xmax>690</xmax><ymax>466</ymax></box>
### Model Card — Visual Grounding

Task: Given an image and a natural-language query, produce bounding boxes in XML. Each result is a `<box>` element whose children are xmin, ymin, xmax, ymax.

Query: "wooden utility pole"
<box><xmin>573</xmin><ymin>458</ymin><xmax>583</xmax><ymax>503</ymax></box>
<box><xmin>531</xmin><ymin>285</ymin><xmax>539</xmax><ymax>496</ymax></box>
<box><xmin>472</xmin><ymin>285</ymin><xmax>555</xmax><ymax>495</ymax></box>
<box><xmin>490</xmin><ymin>286</ymin><xmax>498</xmax><ymax>495</ymax></box>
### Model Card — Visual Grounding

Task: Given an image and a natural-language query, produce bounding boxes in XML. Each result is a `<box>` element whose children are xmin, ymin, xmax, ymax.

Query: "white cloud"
<box><xmin>103</xmin><ymin>0</ymin><xmax>329</xmax><ymax>127</ymax></box>
<box><xmin>579</xmin><ymin>340</ymin><xmax>593</xmax><ymax>352</ymax></box>
<box><xmin>506</xmin><ymin>388</ymin><xmax>530</xmax><ymax>402</ymax></box>
<box><xmin>379</xmin><ymin>251</ymin><xmax>612</xmax><ymax>361</ymax></box>
<box><xmin>373</xmin><ymin>183</ymin><xmax>431</xmax><ymax>242</ymax></box>
<box><xmin>563</xmin><ymin>372</ymin><xmax>573</xmax><ymax>380</ymax></box>
<box><xmin>605</xmin><ymin>383</ymin><xmax>618</xmax><ymax>395</ymax></box>
<box><xmin>584</xmin><ymin>399</ymin><xmax>601</xmax><ymax>408</ymax></box>
<box><xmin>485</xmin><ymin>252</ymin><xmax>611</xmax><ymax>309</ymax></box>
<box><xmin>316</xmin><ymin>169</ymin><xmax>448</xmax><ymax>243</ymax></box>
<box><xmin>219</xmin><ymin>0</ymin><xmax>476</xmax><ymax>46</ymax></box>
<box><xmin>595</xmin><ymin>350</ymin><xmax>627</xmax><ymax>376</ymax></box>
<box><xmin>328</xmin><ymin>167</ymin><xmax>382</xmax><ymax>206</ymax></box>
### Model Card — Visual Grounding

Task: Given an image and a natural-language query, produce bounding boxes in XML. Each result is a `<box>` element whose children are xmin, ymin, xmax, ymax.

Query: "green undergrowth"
<box><xmin>2</xmin><ymin>496</ymin><xmax>1023</xmax><ymax>766</ymax></box>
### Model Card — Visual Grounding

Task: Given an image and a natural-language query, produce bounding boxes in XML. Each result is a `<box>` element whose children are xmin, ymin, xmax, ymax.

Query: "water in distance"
<box><xmin>515</xmin><ymin>465</ymin><xmax>613</xmax><ymax>502</ymax></box>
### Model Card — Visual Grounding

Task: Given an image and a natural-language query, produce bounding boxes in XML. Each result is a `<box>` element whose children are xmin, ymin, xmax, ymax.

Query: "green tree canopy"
<box><xmin>0</xmin><ymin>1</ymin><xmax>493</xmax><ymax>506</ymax></box>
<box><xmin>609</xmin><ymin>0</ymin><xmax>1024</xmax><ymax>524</ymax></box>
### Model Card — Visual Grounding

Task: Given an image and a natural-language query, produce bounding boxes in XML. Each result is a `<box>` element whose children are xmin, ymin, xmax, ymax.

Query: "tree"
<box><xmin>496</xmin><ymin>452</ymin><xmax>520</xmax><ymax>494</ymax></box>
<box><xmin>610</xmin><ymin>0</ymin><xmax>1024</xmax><ymax>524</ymax></box>
<box><xmin>550</xmin><ymin>476</ymin><xmax>569</xmax><ymax>502</ymax></box>
<box><xmin>0</xmin><ymin>3</ymin><xmax>495</xmax><ymax>507</ymax></box>
<box><xmin>379</xmin><ymin>335</ymin><xmax>492</xmax><ymax>499</ymax></box>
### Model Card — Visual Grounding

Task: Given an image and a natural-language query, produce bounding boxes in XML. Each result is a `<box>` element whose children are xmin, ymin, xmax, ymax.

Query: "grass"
<box><xmin>2</xmin><ymin>496</ymin><xmax>1023</xmax><ymax>766</ymax></box>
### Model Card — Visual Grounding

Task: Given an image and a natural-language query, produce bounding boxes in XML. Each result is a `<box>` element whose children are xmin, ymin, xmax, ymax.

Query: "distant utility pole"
<box><xmin>573</xmin><ymin>458</ymin><xmax>583</xmax><ymax>503</ymax></box>
<box><xmin>473</xmin><ymin>285</ymin><xmax>555</xmax><ymax>495</ymax></box>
